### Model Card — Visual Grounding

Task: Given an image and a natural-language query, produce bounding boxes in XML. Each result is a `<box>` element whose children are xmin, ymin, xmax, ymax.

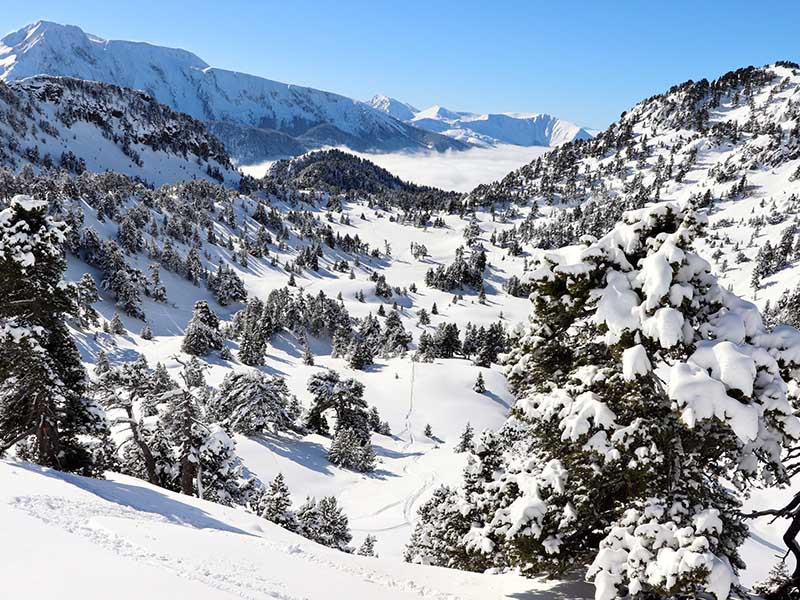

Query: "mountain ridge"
<box><xmin>0</xmin><ymin>21</ymin><xmax>468</xmax><ymax>162</ymax></box>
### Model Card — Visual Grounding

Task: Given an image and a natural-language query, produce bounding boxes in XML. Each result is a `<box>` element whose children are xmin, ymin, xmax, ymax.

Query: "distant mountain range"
<box><xmin>0</xmin><ymin>21</ymin><xmax>594</xmax><ymax>164</ymax></box>
<box><xmin>367</xmin><ymin>95</ymin><xmax>595</xmax><ymax>148</ymax></box>
<box><xmin>0</xmin><ymin>21</ymin><xmax>467</xmax><ymax>163</ymax></box>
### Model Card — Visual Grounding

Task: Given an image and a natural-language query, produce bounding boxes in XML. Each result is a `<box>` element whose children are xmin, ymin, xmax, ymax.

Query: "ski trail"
<box><xmin>10</xmin><ymin>493</ymin><xmax>464</xmax><ymax>600</ymax></box>
<box><xmin>9</xmin><ymin>495</ymin><xmax>300</xmax><ymax>600</ymax></box>
<box><xmin>355</xmin><ymin>361</ymin><xmax>436</xmax><ymax>533</ymax></box>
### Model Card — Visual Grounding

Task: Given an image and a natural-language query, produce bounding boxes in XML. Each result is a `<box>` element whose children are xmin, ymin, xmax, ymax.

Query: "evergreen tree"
<box><xmin>328</xmin><ymin>426</ymin><xmax>376</xmax><ymax>472</ymax></box>
<box><xmin>455</xmin><ymin>422</ymin><xmax>474</xmax><ymax>453</ymax></box>
<box><xmin>424</xmin><ymin>424</ymin><xmax>433</xmax><ymax>438</ymax></box>
<box><xmin>258</xmin><ymin>473</ymin><xmax>297</xmax><ymax>531</ymax></box>
<box><xmin>209</xmin><ymin>371</ymin><xmax>299</xmax><ymax>435</ymax></box>
<box><xmin>357</xmin><ymin>534</ymin><xmax>378</xmax><ymax>557</ymax></box>
<box><xmin>238</xmin><ymin>298</ymin><xmax>267</xmax><ymax>366</ymax></box>
<box><xmin>110</xmin><ymin>312</ymin><xmax>126</xmax><ymax>335</ymax></box>
<box><xmin>417</xmin><ymin>308</ymin><xmax>430</xmax><ymax>325</ymax></box>
<box><xmin>76</xmin><ymin>273</ymin><xmax>100</xmax><ymax>328</ymax></box>
<box><xmin>140</xmin><ymin>324</ymin><xmax>153</xmax><ymax>340</ymax></box>
<box><xmin>473</xmin><ymin>372</ymin><xmax>485</xmax><ymax>393</ymax></box>
<box><xmin>347</xmin><ymin>337</ymin><xmax>374</xmax><ymax>370</ymax></box>
<box><xmin>0</xmin><ymin>196</ymin><xmax>108</xmax><ymax>475</ymax></box>
<box><xmin>181</xmin><ymin>300</ymin><xmax>223</xmax><ymax>356</ymax></box>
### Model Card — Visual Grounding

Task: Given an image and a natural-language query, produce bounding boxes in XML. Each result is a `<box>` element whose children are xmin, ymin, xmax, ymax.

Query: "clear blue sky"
<box><xmin>4</xmin><ymin>1</ymin><xmax>800</xmax><ymax>128</ymax></box>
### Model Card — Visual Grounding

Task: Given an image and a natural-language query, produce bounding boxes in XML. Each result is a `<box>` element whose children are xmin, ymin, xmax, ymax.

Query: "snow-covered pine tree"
<box><xmin>161</xmin><ymin>361</ymin><xmax>207</xmax><ymax>496</ymax></box>
<box><xmin>328</xmin><ymin>426</ymin><xmax>376</xmax><ymax>472</ymax></box>
<box><xmin>238</xmin><ymin>298</ymin><xmax>267</xmax><ymax>366</ymax></box>
<box><xmin>455</xmin><ymin>422</ymin><xmax>474</xmax><ymax>453</ymax></box>
<box><xmin>357</xmin><ymin>534</ymin><xmax>378</xmax><ymax>557</ymax></box>
<box><xmin>258</xmin><ymin>472</ymin><xmax>298</xmax><ymax>531</ymax></box>
<box><xmin>75</xmin><ymin>272</ymin><xmax>100</xmax><ymax>328</ymax></box>
<box><xmin>315</xmin><ymin>496</ymin><xmax>353</xmax><ymax>551</ymax></box>
<box><xmin>181</xmin><ymin>300</ymin><xmax>223</xmax><ymax>356</ymax></box>
<box><xmin>473</xmin><ymin>372</ymin><xmax>485</xmax><ymax>393</ymax></box>
<box><xmin>410</xmin><ymin>203</ymin><xmax>800</xmax><ymax>600</ymax></box>
<box><xmin>209</xmin><ymin>371</ymin><xmax>299</xmax><ymax>435</ymax></box>
<box><xmin>347</xmin><ymin>336</ymin><xmax>373</xmax><ymax>370</ymax></box>
<box><xmin>0</xmin><ymin>196</ymin><xmax>109</xmax><ymax>475</ymax></box>
<box><xmin>110</xmin><ymin>312</ymin><xmax>126</xmax><ymax>335</ymax></box>
<box><xmin>209</xmin><ymin>264</ymin><xmax>246</xmax><ymax>306</ymax></box>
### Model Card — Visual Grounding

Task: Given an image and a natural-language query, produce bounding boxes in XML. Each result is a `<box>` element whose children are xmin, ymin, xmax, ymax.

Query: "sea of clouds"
<box><xmin>239</xmin><ymin>144</ymin><xmax>551</xmax><ymax>192</ymax></box>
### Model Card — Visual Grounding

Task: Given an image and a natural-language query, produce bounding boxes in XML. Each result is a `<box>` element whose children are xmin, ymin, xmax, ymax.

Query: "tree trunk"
<box><xmin>785</xmin><ymin>513</ymin><xmax>800</xmax><ymax>581</ymax></box>
<box><xmin>180</xmin><ymin>454</ymin><xmax>195</xmax><ymax>496</ymax></box>
<box><xmin>124</xmin><ymin>407</ymin><xmax>157</xmax><ymax>485</ymax></box>
<box><xmin>34</xmin><ymin>393</ymin><xmax>60</xmax><ymax>469</ymax></box>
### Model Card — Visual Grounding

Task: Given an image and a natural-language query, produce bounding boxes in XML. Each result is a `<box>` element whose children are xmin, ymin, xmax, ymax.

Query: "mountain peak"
<box><xmin>367</xmin><ymin>94</ymin><xmax>418</xmax><ymax>121</ymax></box>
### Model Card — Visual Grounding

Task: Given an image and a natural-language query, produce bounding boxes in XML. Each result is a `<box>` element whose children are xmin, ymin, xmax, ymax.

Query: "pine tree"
<box><xmin>0</xmin><ymin>196</ymin><xmax>108</xmax><ymax>475</ymax></box>
<box><xmin>347</xmin><ymin>337</ymin><xmax>374</xmax><ymax>370</ymax></box>
<box><xmin>161</xmin><ymin>361</ymin><xmax>207</xmax><ymax>496</ymax></box>
<box><xmin>302</xmin><ymin>334</ymin><xmax>315</xmax><ymax>366</ymax></box>
<box><xmin>315</xmin><ymin>496</ymin><xmax>353</xmax><ymax>551</ymax></box>
<box><xmin>140</xmin><ymin>324</ymin><xmax>153</xmax><ymax>340</ymax></box>
<box><xmin>209</xmin><ymin>371</ymin><xmax>299</xmax><ymax>435</ymax></box>
<box><xmin>238</xmin><ymin>298</ymin><xmax>267</xmax><ymax>366</ymax></box>
<box><xmin>455</xmin><ymin>422</ymin><xmax>474</xmax><ymax>453</ymax></box>
<box><xmin>473</xmin><ymin>372</ymin><xmax>485</xmax><ymax>393</ymax></box>
<box><xmin>417</xmin><ymin>308</ymin><xmax>430</xmax><ymax>325</ymax></box>
<box><xmin>258</xmin><ymin>473</ymin><xmax>297</xmax><ymax>531</ymax></box>
<box><xmin>181</xmin><ymin>300</ymin><xmax>223</xmax><ymax>356</ymax></box>
<box><xmin>110</xmin><ymin>312</ymin><xmax>126</xmax><ymax>335</ymax></box>
<box><xmin>76</xmin><ymin>273</ymin><xmax>100</xmax><ymax>328</ymax></box>
<box><xmin>328</xmin><ymin>426</ymin><xmax>376</xmax><ymax>472</ymax></box>
<box><xmin>424</xmin><ymin>424</ymin><xmax>433</xmax><ymax>438</ymax></box>
<box><xmin>357</xmin><ymin>534</ymin><xmax>377</xmax><ymax>557</ymax></box>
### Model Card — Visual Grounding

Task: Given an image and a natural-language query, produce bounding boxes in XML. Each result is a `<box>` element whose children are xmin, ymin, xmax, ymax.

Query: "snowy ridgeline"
<box><xmin>3</xmin><ymin>60</ymin><xmax>800</xmax><ymax>600</ymax></box>
<box><xmin>0</xmin><ymin>21</ymin><xmax>467</xmax><ymax>162</ymax></box>
<box><xmin>0</xmin><ymin>75</ymin><xmax>237</xmax><ymax>186</ymax></box>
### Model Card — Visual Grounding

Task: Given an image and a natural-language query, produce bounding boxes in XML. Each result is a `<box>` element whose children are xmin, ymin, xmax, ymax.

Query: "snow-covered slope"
<box><xmin>0</xmin><ymin>21</ymin><xmax>467</xmax><ymax>162</ymax></box>
<box><xmin>467</xmin><ymin>62</ymin><xmax>800</xmax><ymax>310</ymax></box>
<box><xmin>368</xmin><ymin>96</ymin><xmax>593</xmax><ymax>148</ymax></box>
<box><xmin>0</xmin><ymin>75</ymin><xmax>236</xmax><ymax>185</ymax></box>
<box><xmin>3</xmin><ymin>459</ymin><xmax>589</xmax><ymax>600</ymax></box>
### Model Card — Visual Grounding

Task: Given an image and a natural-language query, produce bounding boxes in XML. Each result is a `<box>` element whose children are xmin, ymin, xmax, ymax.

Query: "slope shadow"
<box><xmin>11</xmin><ymin>461</ymin><xmax>253</xmax><ymax>537</ymax></box>
<box><xmin>250</xmin><ymin>432</ymin><xmax>335</xmax><ymax>477</ymax></box>
<box><xmin>507</xmin><ymin>577</ymin><xmax>594</xmax><ymax>600</ymax></box>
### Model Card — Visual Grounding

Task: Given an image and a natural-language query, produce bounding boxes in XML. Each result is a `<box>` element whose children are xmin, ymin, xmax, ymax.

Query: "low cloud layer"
<box><xmin>240</xmin><ymin>144</ymin><xmax>551</xmax><ymax>192</ymax></box>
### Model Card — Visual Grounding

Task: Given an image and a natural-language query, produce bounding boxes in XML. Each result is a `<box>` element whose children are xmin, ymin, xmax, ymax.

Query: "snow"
<box><xmin>668</xmin><ymin>362</ymin><xmax>759</xmax><ymax>442</ymax></box>
<box><xmin>0</xmin><ymin>459</ymin><xmax>554</xmax><ymax>600</ymax></box>
<box><xmin>621</xmin><ymin>345</ymin><xmax>651</xmax><ymax>381</ymax></box>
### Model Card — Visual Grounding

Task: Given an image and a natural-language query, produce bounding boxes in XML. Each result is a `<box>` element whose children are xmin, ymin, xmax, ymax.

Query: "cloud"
<box><xmin>239</xmin><ymin>144</ymin><xmax>551</xmax><ymax>193</ymax></box>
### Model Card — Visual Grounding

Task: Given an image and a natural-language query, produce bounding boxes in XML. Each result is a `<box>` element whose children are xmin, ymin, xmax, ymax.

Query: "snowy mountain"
<box><xmin>0</xmin><ymin>75</ymin><xmax>236</xmax><ymax>185</ymax></box>
<box><xmin>368</xmin><ymin>96</ymin><xmax>594</xmax><ymax>147</ymax></box>
<box><xmin>0</xmin><ymin>21</ymin><xmax>467</xmax><ymax>162</ymax></box>
<box><xmin>367</xmin><ymin>95</ymin><xmax>419</xmax><ymax>122</ymax></box>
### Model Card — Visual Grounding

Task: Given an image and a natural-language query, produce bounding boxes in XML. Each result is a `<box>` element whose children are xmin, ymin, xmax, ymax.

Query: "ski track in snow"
<box><xmin>9</xmin><ymin>495</ymin><xmax>301</xmax><ymax>600</ymax></box>
<box><xmin>9</xmin><ymin>493</ymin><xmax>465</xmax><ymax>600</ymax></box>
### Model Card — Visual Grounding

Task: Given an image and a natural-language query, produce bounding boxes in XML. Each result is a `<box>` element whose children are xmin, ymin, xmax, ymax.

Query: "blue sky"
<box><xmin>4</xmin><ymin>1</ymin><xmax>800</xmax><ymax>127</ymax></box>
